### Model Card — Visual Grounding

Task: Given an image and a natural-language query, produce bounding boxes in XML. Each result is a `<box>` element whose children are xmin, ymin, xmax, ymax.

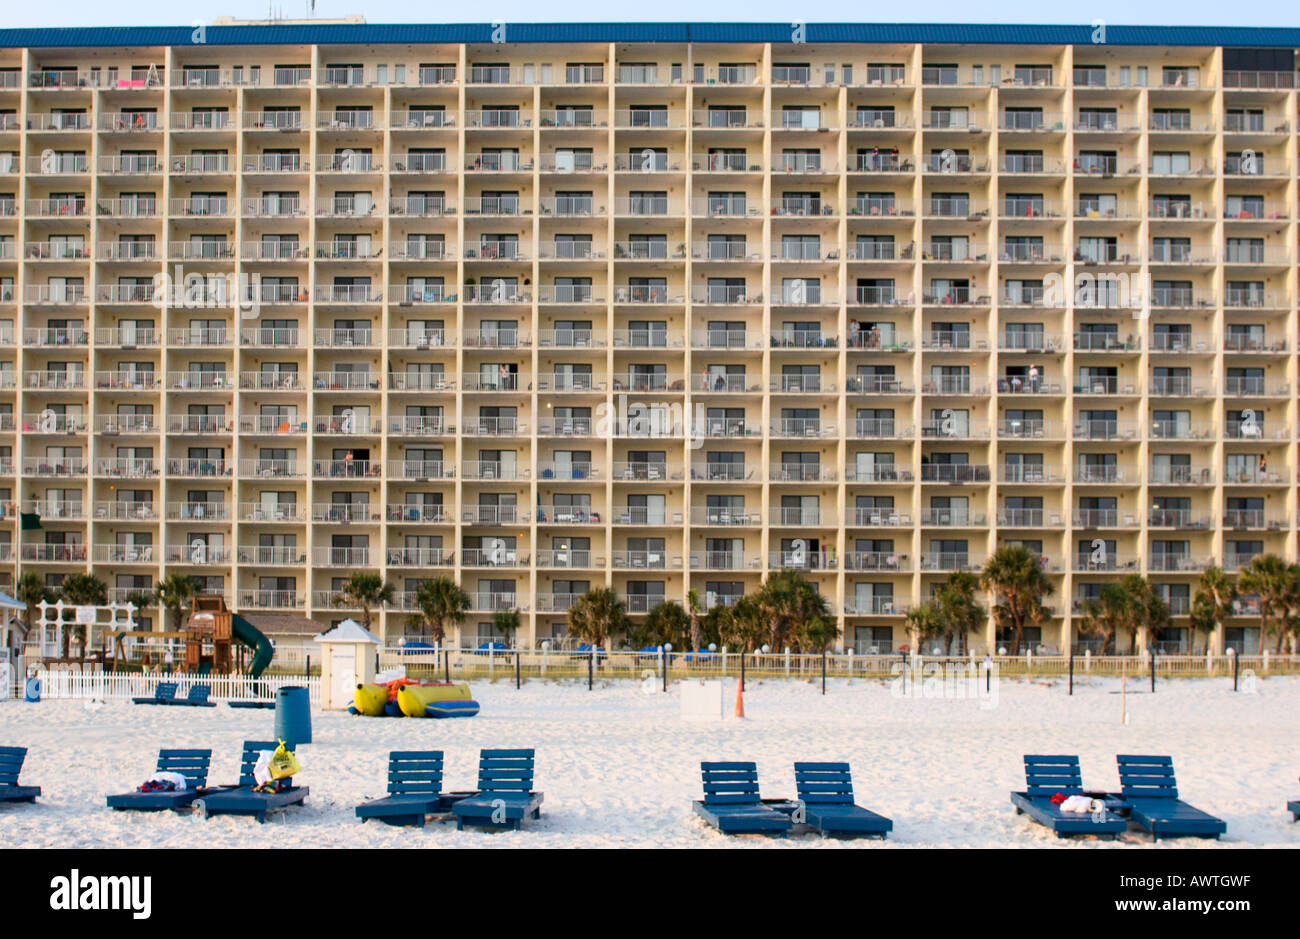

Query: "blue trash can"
<box><xmin>273</xmin><ymin>685</ymin><xmax>312</xmax><ymax>748</ymax></box>
<box><xmin>24</xmin><ymin>676</ymin><xmax>41</xmax><ymax>703</ymax></box>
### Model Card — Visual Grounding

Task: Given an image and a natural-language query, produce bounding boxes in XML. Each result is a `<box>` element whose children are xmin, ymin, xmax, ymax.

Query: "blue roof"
<box><xmin>1</xmin><ymin>22</ymin><xmax>1298</xmax><ymax>49</ymax></box>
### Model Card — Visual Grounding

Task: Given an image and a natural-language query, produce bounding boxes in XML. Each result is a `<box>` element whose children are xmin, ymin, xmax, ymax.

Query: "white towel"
<box><xmin>252</xmin><ymin>750</ymin><xmax>274</xmax><ymax>786</ymax></box>
<box><xmin>146</xmin><ymin>771</ymin><xmax>188</xmax><ymax>791</ymax></box>
<box><xmin>1059</xmin><ymin>795</ymin><xmax>1093</xmax><ymax>814</ymax></box>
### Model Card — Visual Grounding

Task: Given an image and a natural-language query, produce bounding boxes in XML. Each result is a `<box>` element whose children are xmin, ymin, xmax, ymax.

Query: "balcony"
<box><xmin>1074</xmin><ymin>464</ymin><xmax>1141</xmax><ymax>485</ymax></box>
<box><xmin>239</xmin><ymin>502</ymin><xmax>305</xmax><ymax>523</ymax></box>
<box><xmin>689</xmin><ymin>503</ymin><xmax>761</xmax><ymax>526</ymax></box>
<box><xmin>238</xmin><ymin>459</ymin><xmax>303</xmax><ymax>479</ymax></box>
<box><xmin>239</xmin><ymin>372</ymin><xmax>301</xmax><ymax>392</ymax></box>
<box><xmin>93</xmin><ymin>544</ymin><xmax>157</xmax><ymax>564</ymax></box>
<box><xmin>240</xmin><ymin>591</ymin><xmax>304</xmax><ymax>610</ymax></box>
<box><xmin>164</xmin><ymin>544</ymin><xmax>231</xmax><ymax>565</ymax></box>
<box><xmin>1149</xmin><ymin>466</ymin><xmax>1215</xmax><ymax>485</ymax></box>
<box><xmin>538</xmin><ymin>419</ymin><xmax>595</xmax><ymax>438</ymax></box>
<box><xmin>467</xmin><ymin>592</ymin><xmax>519</xmax><ymax>613</ymax></box>
<box><xmin>168</xmin><ymin>458</ymin><xmax>232</xmax><ymax>478</ymax></box>
<box><xmin>1149</xmin><ymin>509</ymin><xmax>1211</xmax><ymax>529</ymax></box>
<box><xmin>98</xmin><ymin>500</ymin><xmax>159</xmax><ymax>521</ymax></box>
<box><xmin>920</xmin><ymin>464</ymin><xmax>991</xmax><ymax>484</ymax></box>
<box><xmin>770</xmin><ymin>419</ymin><xmax>836</xmax><ymax>439</ymax></box>
<box><xmin>1072</xmin><ymin>553</ymin><xmax>1139</xmax><ymax>573</ymax></box>
<box><xmin>690</xmin><ymin>461</ymin><xmax>752</xmax><ymax>483</ymax></box>
<box><xmin>920</xmin><ymin>552</ymin><xmax>983</xmax><ymax>572</ymax></box>
<box><xmin>167</xmin><ymin>501</ymin><xmax>228</xmax><ymax>521</ymax></box>
<box><xmin>312</xmin><ymin>460</ymin><xmax>380</xmax><ymax>480</ymax></box>
<box><xmin>1149</xmin><ymin>554</ymin><xmax>1213</xmax><ymax>573</ymax></box>
<box><xmin>998</xmin><ymin>464</ymin><xmax>1066</xmax><ymax>484</ymax></box>
<box><xmin>462</xmin><ymin>460</ymin><xmax>526</xmax><ymax>480</ymax></box>
<box><xmin>851</xmin><ymin>419</ymin><xmax>913</xmax><ymax>440</ymax></box>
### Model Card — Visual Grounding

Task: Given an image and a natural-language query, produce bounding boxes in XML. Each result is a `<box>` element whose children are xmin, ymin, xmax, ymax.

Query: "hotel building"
<box><xmin>0</xmin><ymin>20</ymin><xmax>1297</xmax><ymax>654</ymax></box>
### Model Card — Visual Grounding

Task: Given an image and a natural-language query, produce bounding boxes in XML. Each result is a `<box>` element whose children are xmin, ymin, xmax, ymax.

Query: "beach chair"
<box><xmin>693</xmin><ymin>762</ymin><xmax>792</xmax><ymax>836</ymax></box>
<box><xmin>1010</xmin><ymin>755</ymin><xmax>1127</xmax><ymax>839</ymax></box>
<box><xmin>1115</xmin><ymin>755</ymin><xmax>1226</xmax><ymax>841</ymax></box>
<box><xmin>355</xmin><ymin>750</ymin><xmax>471</xmax><ymax>827</ymax></box>
<box><xmin>196</xmin><ymin>740</ymin><xmax>308</xmax><ymax>823</ymax></box>
<box><xmin>0</xmin><ymin>747</ymin><xmax>41</xmax><ymax>804</ymax></box>
<box><xmin>793</xmin><ymin>762</ymin><xmax>892</xmax><ymax>838</ymax></box>
<box><xmin>168</xmin><ymin>684</ymin><xmax>215</xmax><ymax>707</ymax></box>
<box><xmin>451</xmin><ymin>749</ymin><xmax>544</xmax><ymax>831</ymax></box>
<box><xmin>1288</xmin><ymin>798</ymin><xmax>1299</xmax><ymax>822</ymax></box>
<box><xmin>132</xmin><ymin>681</ymin><xmax>178</xmax><ymax>705</ymax></box>
<box><xmin>107</xmin><ymin>749</ymin><xmax>212</xmax><ymax>811</ymax></box>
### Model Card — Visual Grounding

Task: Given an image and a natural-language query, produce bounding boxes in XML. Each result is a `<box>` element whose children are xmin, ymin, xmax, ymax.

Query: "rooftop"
<box><xmin>2</xmin><ymin>20</ymin><xmax>1299</xmax><ymax>48</ymax></box>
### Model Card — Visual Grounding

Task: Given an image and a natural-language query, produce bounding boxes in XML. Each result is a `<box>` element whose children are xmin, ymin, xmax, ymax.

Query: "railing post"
<box><xmin>515</xmin><ymin>649</ymin><xmax>521</xmax><ymax>689</ymax></box>
<box><xmin>1149</xmin><ymin>648</ymin><xmax>1155</xmax><ymax>692</ymax></box>
<box><xmin>821</xmin><ymin>648</ymin><xmax>826</xmax><ymax>694</ymax></box>
<box><xmin>587</xmin><ymin>646</ymin><xmax>594</xmax><ymax>691</ymax></box>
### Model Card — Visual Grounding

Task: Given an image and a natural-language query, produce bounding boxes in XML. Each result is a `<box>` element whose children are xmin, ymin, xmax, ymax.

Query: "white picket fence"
<box><xmin>32</xmin><ymin>668</ymin><xmax>321</xmax><ymax>705</ymax></box>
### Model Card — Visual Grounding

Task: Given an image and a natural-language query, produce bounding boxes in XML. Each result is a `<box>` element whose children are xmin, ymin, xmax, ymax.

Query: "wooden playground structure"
<box><xmin>186</xmin><ymin>596</ymin><xmax>235</xmax><ymax>672</ymax></box>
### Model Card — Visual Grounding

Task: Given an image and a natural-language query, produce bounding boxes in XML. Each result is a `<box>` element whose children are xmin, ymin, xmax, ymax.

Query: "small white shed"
<box><xmin>314</xmin><ymin>619</ymin><xmax>381</xmax><ymax>710</ymax></box>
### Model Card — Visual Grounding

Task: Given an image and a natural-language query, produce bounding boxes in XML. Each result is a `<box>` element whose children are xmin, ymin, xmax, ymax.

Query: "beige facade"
<box><xmin>0</xmin><ymin>33</ymin><xmax>1296</xmax><ymax>655</ymax></box>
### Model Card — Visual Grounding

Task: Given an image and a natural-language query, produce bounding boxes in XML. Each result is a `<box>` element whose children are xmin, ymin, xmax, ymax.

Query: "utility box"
<box><xmin>314</xmin><ymin>619</ymin><xmax>381</xmax><ymax>710</ymax></box>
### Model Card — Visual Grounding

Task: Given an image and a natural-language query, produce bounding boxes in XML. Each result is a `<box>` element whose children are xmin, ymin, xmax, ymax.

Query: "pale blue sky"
<box><xmin>4</xmin><ymin>0</ymin><xmax>1296</xmax><ymax>30</ymax></box>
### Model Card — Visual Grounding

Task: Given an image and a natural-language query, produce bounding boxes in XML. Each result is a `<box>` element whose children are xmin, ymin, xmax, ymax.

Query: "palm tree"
<box><xmin>1192</xmin><ymin>566</ymin><xmax>1237</xmax><ymax>653</ymax></box>
<box><xmin>567</xmin><ymin>587</ymin><xmax>629</xmax><ymax>648</ymax></box>
<box><xmin>749</xmin><ymin>570</ymin><xmax>833</xmax><ymax>652</ymax></box>
<box><xmin>334</xmin><ymin>572</ymin><xmax>394</xmax><ymax>633</ymax></box>
<box><xmin>14</xmin><ymin>571</ymin><xmax>53</xmax><ymax>644</ymax></box>
<box><xmin>154</xmin><ymin>573</ymin><xmax>199</xmax><ymax>633</ymax></box>
<box><xmin>904</xmin><ymin>602</ymin><xmax>941</xmax><ymax>653</ymax></box>
<box><xmin>1124</xmin><ymin>575</ymin><xmax>1171</xmax><ymax>654</ymax></box>
<box><xmin>58</xmin><ymin>573</ymin><xmax>107</xmax><ymax>660</ymax></box>
<box><xmin>413</xmin><ymin>576</ymin><xmax>470</xmax><ymax>644</ymax></box>
<box><xmin>1078</xmin><ymin>581</ymin><xmax>1131</xmax><ymax>654</ymax></box>
<box><xmin>700</xmin><ymin>603</ymin><xmax>735</xmax><ymax>650</ymax></box>
<box><xmin>642</xmin><ymin>600</ymin><xmax>691</xmax><ymax>649</ymax></box>
<box><xmin>722</xmin><ymin>594</ymin><xmax>766</xmax><ymax>652</ymax></box>
<box><xmin>981</xmin><ymin>545</ymin><xmax>1053</xmax><ymax>655</ymax></box>
<box><xmin>1238</xmin><ymin>554</ymin><xmax>1299</xmax><ymax>653</ymax></box>
<box><xmin>932</xmin><ymin>570</ymin><xmax>987</xmax><ymax>654</ymax></box>
<box><xmin>490</xmin><ymin>608</ymin><xmax>521</xmax><ymax>648</ymax></box>
<box><xmin>685</xmin><ymin>588</ymin><xmax>704</xmax><ymax>651</ymax></box>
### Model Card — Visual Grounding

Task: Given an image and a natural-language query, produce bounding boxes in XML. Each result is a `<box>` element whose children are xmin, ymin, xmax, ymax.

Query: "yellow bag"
<box><xmin>268</xmin><ymin>739</ymin><xmax>301</xmax><ymax>780</ymax></box>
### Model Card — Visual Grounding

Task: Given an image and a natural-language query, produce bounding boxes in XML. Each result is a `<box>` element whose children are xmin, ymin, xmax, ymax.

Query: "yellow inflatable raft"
<box><xmin>353</xmin><ymin>683</ymin><xmax>389</xmax><ymax>716</ymax></box>
<box><xmin>396</xmin><ymin>682</ymin><xmax>472</xmax><ymax>717</ymax></box>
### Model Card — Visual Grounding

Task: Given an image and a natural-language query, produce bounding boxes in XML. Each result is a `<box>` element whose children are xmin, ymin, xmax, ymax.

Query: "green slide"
<box><xmin>231</xmin><ymin>614</ymin><xmax>274</xmax><ymax>678</ymax></box>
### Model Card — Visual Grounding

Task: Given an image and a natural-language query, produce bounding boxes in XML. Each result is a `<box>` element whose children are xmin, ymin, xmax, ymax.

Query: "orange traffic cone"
<box><xmin>734</xmin><ymin>677</ymin><xmax>745</xmax><ymax>718</ymax></box>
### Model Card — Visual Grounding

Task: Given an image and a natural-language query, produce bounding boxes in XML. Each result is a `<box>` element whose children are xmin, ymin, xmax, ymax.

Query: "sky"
<box><xmin>3</xmin><ymin>0</ymin><xmax>1296</xmax><ymax>29</ymax></box>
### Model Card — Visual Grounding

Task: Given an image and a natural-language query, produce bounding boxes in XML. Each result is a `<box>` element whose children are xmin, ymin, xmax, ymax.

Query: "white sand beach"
<box><xmin>2</xmin><ymin>675</ymin><xmax>1297</xmax><ymax>848</ymax></box>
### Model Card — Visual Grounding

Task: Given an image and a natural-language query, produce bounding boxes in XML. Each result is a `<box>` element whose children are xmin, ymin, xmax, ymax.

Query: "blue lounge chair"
<box><xmin>793</xmin><ymin>762</ymin><xmax>892</xmax><ymax>838</ymax></box>
<box><xmin>355</xmin><ymin>750</ymin><xmax>471</xmax><ymax>827</ymax></box>
<box><xmin>693</xmin><ymin>762</ymin><xmax>792</xmax><ymax>836</ymax></box>
<box><xmin>107</xmin><ymin>749</ymin><xmax>212</xmax><ymax>811</ymax></box>
<box><xmin>1288</xmin><ymin>799</ymin><xmax>1299</xmax><ymax>822</ymax></box>
<box><xmin>132</xmin><ymin>681</ymin><xmax>178</xmax><ymax>705</ymax></box>
<box><xmin>1116</xmin><ymin>754</ymin><xmax>1226</xmax><ymax>841</ymax></box>
<box><xmin>1010</xmin><ymin>755</ymin><xmax>1127</xmax><ymax>839</ymax></box>
<box><xmin>0</xmin><ymin>747</ymin><xmax>40</xmax><ymax>804</ymax></box>
<box><xmin>196</xmin><ymin>740</ymin><xmax>308</xmax><ymax>823</ymax></box>
<box><xmin>451</xmin><ymin>749</ymin><xmax>544</xmax><ymax>831</ymax></box>
<box><xmin>168</xmin><ymin>684</ymin><xmax>216</xmax><ymax>707</ymax></box>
